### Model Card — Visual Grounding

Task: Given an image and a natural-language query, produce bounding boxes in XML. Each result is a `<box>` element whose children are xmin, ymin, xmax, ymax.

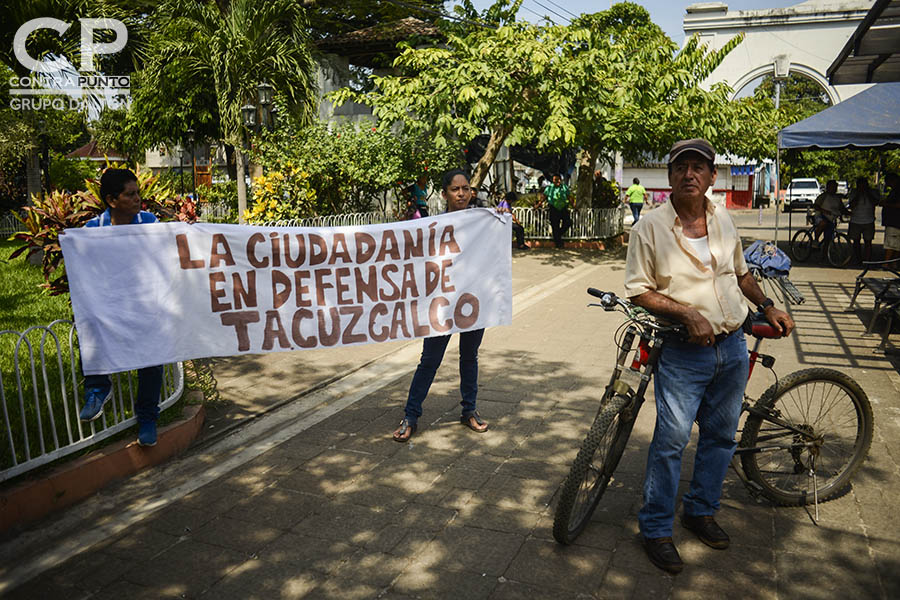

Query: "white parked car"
<box><xmin>784</xmin><ymin>178</ymin><xmax>821</xmax><ymax>213</ymax></box>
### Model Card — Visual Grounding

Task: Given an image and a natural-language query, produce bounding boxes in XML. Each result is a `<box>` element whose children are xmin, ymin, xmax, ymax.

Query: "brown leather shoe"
<box><xmin>681</xmin><ymin>514</ymin><xmax>729</xmax><ymax>549</ymax></box>
<box><xmin>460</xmin><ymin>412</ymin><xmax>488</xmax><ymax>433</ymax></box>
<box><xmin>642</xmin><ymin>536</ymin><xmax>684</xmax><ymax>574</ymax></box>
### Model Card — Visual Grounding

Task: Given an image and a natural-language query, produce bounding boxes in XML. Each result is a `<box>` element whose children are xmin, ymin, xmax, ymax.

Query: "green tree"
<box><xmin>331</xmin><ymin>16</ymin><xmax>553</xmax><ymax>189</ymax></box>
<box><xmin>144</xmin><ymin>0</ymin><xmax>318</xmax><ymax>222</ymax></box>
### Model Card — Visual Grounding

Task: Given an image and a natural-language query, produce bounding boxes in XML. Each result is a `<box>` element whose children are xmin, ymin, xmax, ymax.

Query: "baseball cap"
<box><xmin>668</xmin><ymin>138</ymin><xmax>716</xmax><ymax>164</ymax></box>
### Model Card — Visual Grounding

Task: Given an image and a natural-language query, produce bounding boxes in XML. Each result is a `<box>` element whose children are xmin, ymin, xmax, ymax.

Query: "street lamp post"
<box><xmin>237</xmin><ymin>83</ymin><xmax>276</xmax><ymax>224</ymax></box>
<box><xmin>187</xmin><ymin>128</ymin><xmax>196</xmax><ymax>200</ymax></box>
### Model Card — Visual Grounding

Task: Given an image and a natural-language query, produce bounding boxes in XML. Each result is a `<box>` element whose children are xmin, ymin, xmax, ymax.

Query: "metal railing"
<box><xmin>253</xmin><ymin>205</ymin><xmax>625</xmax><ymax>240</ymax></box>
<box><xmin>513</xmin><ymin>206</ymin><xmax>625</xmax><ymax>240</ymax></box>
<box><xmin>1</xmin><ymin>320</ymin><xmax>184</xmax><ymax>482</ymax></box>
<box><xmin>1</xmin><ymin>211</ymin><xmax>23</xmax><ymax>238</ymax></box>
<box><xmin>198</xmin><ymin>201</ymin><xmax>234</xmax><ymax>222</ymax></box>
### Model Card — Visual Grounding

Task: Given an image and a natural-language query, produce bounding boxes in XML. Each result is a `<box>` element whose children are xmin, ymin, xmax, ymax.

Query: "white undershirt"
<box><xmin>684</xmin><ymin>235</ymin><xmax>712</xmax><ymax>270</ymax></box>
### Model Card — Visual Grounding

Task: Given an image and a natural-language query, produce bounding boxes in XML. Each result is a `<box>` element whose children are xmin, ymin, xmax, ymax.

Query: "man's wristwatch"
<box><xmin>756</xmin><ymin>297</ymin><xmax>775</xmax><ymax>313</ymax></box>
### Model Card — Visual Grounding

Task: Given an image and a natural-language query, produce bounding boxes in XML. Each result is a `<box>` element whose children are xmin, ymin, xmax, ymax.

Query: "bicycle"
<box><xmin>552</xmin><ymin>288</ymin><xmax>873</xmax><ymax>545</ymax></box>
<box><xmin>790</xmin><ymin>210</ymin><xmax>852</xmax><ymax>268</ymax></box>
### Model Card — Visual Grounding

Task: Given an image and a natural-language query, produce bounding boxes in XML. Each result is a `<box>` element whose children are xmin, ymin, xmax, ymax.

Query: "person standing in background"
<box><xmin>626</xmin><ymin>177</ymin><xmax>648</xmax><ymax>223</ymax></box>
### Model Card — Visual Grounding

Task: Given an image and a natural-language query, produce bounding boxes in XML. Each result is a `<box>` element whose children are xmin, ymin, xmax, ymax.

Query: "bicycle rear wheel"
<box><xmin>790</xmin><ymin>229</ymin><xmax>813</xmax><ymax>262</ymax></box>
<box><xmin>826</xmin><ymin>232</ymin><xmax>852</xmax><ymax>268</ymax></box>
<box><xmin>553</xmin><ymin>394</ymin><xmax>633</xmax><ymax>544</ymax></box>
<box><xmin>740</xmin><ymin>368</ymin><xmax>873</xmax><ymax>506</ymax></box>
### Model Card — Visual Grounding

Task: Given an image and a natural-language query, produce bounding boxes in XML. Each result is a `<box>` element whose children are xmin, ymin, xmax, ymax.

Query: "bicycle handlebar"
<box><xmin>587</xmin><ymin>288</ymin><xmax>685</xmax><ymax>335</ymax></box>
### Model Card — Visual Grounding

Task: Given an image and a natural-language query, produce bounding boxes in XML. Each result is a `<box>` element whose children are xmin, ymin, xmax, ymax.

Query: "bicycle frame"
<box><xmin>597</xmin><ymin>298</ymin><xmax>818</xmax><ymax>485</ymax></box>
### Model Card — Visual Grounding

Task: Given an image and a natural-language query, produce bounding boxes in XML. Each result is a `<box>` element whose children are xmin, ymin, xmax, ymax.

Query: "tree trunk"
<box><xmin>26</xmin><ymin>150</ymin><xmax>41</xmax><ymax>205</ymax></box>
<box><xmin>235</xmin><ymin>147</ymin><xmax>248</xmax><ymax>224</ymax></box>
<box><xmin>470</xmin><ymin>125</ymin><xmax>512</xmax><ymax>190</ymax></box>
<box><xmin>575</xmin><ymin>147</ymin><xmax>600</xmax><ymax>209</ymax></box>
<box><xmin>224</xmin><ymin>144</ymin><xmax>237</xmax><ymax>181</ymax></box>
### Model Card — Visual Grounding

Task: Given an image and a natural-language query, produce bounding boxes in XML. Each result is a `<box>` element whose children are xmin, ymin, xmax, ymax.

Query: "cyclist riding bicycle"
<box><xmin>624</xmin><ymin>138</ymin><xmax>794</xmax><ymax>574</ymax></box>
<box><xmin>811</xmin><ymin>180</ymin><xmax>846</xmax><ymax>249</ymax></box>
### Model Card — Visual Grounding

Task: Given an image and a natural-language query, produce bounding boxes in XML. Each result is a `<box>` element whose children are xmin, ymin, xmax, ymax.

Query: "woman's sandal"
<box><xmin>392</xmin><ymin>417</ymin><xmax>417</xmax><ymax>443</ymax></box>
<box><xmin>460</xmin><ymin>412</ymin><xmax>489</xmax><ymax>433</ymax></box>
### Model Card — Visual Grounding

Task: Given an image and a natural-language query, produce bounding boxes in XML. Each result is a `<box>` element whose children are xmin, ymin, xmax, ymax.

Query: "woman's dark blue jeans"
<box><xmin>403</xmin><ymin>329</ymin><xmax>485</xmax><ymax>426</ymax></box>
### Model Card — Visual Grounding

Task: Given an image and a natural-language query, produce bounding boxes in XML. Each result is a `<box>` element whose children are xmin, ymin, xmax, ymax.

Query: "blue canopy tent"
<box><xmin>778</xmin><ymin>82</ymin><xmax>900</xmax><ymax>150</ymax></box>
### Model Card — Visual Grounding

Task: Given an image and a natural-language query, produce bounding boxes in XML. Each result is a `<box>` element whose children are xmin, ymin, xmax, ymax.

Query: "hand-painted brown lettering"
<box><xmin>354</xmin><ymin>232</ymin><xmax>376</xmax><ymax>263</ymax></box>
<box><xmin>389</xmin><ymin>302</ymin><xmax>411</xmax><ymax>339</ymax></box>
<box><xmin>439</xmin><ymin>225</ymin><xmax>461</xmax><ymax>255</ymax></box>
<box><xmin>454</xmin><ymin>293</ymin><xmax>480</xmax><ymax>329</ymax></box>
<box><xmin>314</xmin><ymin>269</ymin><xmax>334</xmax><ymax>306</ymax></box>
<box><xmin>334</xmin><ymin>267</ymin><xmax>352</xmax><ymax>305</ymax></box>
<box><xmin>380</xmin><ymin>264</ymin><xmax>400</xmax><ymax>301</ymax></box>
<box><xmin>339</xmin><ymin>306</ymin><xmax>367</xmax><ymax>344</ymax></box>
<box><xmin>269</xmin><ymin>232</ymin><xmax>281</xmax><ymax>267</ymax></box>
<box><xmin>247</xmin><ymin>233</ymin><xmax>268</xmax><ymax>268</ymax></box>
<box><xmin>271</xmin><ymin>270</ymin><xmax>291</xmax><ymax>309</ymax></box>
<box><xmin>429</xmin><ymin>296</ymin><xmax>452</xmax><ymax>332</ymax></box>
<box><xmin>329</xmin><ymin>233</ymin><xmax>352</xmax><ymax>265</ymax></box>
<box><xmin>293</xmin><ymin>271</ymin><xmax>312</xmax><ymax>307</ymax></box>
<box><xmin>308</xmin><ymin>234</ymin><xmax>328</xmax><ymax>266</ymax></box>
<box><xmin>290</xmin><ymin>308</ymin><xmax>316</xmax><ymax>347</ymax></box>
<box><xmin>208</xmin><ymin>234</ymin><xmax>235</xmax><ymax>268</ymax></box>
<box><xmin>283</xmin><ymin>234</ymin><xmax>306</xmax><ymax>268</ymax></box>
<box><xmin>176</xmin><ymin>233</ymin><xmax>204</xmax><ymax>269</ymax></box>
<box><xmin>440</xmin><ymin>259</ymin><xmax>455</xmax><ymax>293</ymax></box>
<box><xmin>232</xmin><ymin>271</ymin><xmax>257</xmax><ymax>309</ymax></box>
<box><xmin>209</xmin><ymin>272</ymin><xmax>231</xmax><ymax>312</ymax></box>
<box><xmin>220</xmin><ymin>311</ymin><xmax>260</xmax><ymax>351</ymax></box>
<box><xmin>368</xmin><ymin>303</ymin><xmax>390</xmax><ymax>342</ymax></box>
<box><xmin>317</xmin><ymin>307</ymin><xmax>340</xmax><ymax>346</ymax></box>
<box><xmin>402</xmin><ymin>228</ymin><xmax>424</xmax><ymax>259</ymax></box>
<box><xmin>375</xmin><ymin>230</ymin><xmax>401</xmax><ymax>262</ymax></box>
<box><xmin>399</xmin><ymin>263</ymin><xmax>419</xmax><ymax>299</ymax></box>
<box><xmin>409</xmin><ymin>300</ymin><xmax>430</xmax><ymax>336</ymax></box>
<box><xmin>355</xmin><ymin>265</ymin><xmax>378</xmax><ymax>303</ymax></box>
<box><xmin>424</xmin><ymin>261</ymin><xmax>440</xmax><ymax>295</ymax></box>
<box><xmin>262</xmin><ymin>310</ymin><xmax>291</xmax><ymax>350</ymax></box>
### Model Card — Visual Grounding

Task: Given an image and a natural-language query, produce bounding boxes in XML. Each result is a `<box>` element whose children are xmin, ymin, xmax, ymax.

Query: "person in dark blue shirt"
<box><xmin>79</xmin><ymin>169</ymin><xmax>163</xmax><ymax>447</ymax></box>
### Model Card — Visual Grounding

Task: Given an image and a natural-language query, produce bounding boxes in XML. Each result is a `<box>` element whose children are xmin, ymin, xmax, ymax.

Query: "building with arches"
<box><xmin>683</xmin><ymin>0</ymin><xmax>875</xmax><ymax>102</ymax></box>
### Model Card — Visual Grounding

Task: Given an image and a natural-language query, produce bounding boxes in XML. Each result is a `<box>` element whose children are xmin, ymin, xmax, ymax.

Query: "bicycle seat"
<box><xmin>749</xmin><ymin>311</ymin><xmax>782</xmax><ymax>339</ymax></box>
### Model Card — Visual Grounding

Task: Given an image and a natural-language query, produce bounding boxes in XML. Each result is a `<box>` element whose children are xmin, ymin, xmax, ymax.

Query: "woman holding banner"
<box><xmin>392</xmin><ymin>170</ymin><xmax>490</xmax><ymax>442</ymax></box>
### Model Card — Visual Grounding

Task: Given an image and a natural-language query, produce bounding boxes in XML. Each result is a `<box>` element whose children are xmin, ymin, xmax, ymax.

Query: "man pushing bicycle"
<box><xmin>624</xmin><ymin>138</ymin><xmax>794</xmax><ymax>574</ymax></box>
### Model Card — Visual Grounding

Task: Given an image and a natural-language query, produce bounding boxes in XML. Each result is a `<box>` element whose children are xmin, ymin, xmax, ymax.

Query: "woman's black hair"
<box><xmin>99</xmin><ymin>168</ymin><xmax>138</xmax><ymax>203</ymax></box>
<box><xmin>504</xmin><ymin>191</ymin><xmax>518</xmax><ymax>203</ymax></box>
<box><xmin>441</xmin><ymin>169</ymin><xmax>469</xmax><ymax>192</ymax></box>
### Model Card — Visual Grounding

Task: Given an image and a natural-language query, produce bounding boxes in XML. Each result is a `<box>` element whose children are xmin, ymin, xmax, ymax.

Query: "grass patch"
<box><xmin>0</xmin><ymin>239</ymin><xmax>72</xmax><ymax>331</ymax></box>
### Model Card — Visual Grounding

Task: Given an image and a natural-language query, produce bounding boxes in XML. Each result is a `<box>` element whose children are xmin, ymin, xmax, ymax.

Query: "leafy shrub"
<box><xmin>244</xmin><ymin>166</ymin><xmax>317</xmax><ymax>223</ymax></box>
<box><xmin>252</xmin><ymin>120</ymin><xmax>462</xmax><ymax>217</ymax></box>
<box><xmin>48</xmin><ymin>155</ymin><xmax>99</xmax><ymax>193</ymax></box>
<box><xmin>198</xmin><ymin>180</ymin><xmax>238</xmax><ymax>222</ymax></box>
<box><xmin>10</xmin><ymin>162</ymin><xmax>197</xmax><ymax>295</ymax></box>
<box><xmin>591</xmin><ymin>178</ymin><xmax>620</xmax><ymax>209</ymax></box>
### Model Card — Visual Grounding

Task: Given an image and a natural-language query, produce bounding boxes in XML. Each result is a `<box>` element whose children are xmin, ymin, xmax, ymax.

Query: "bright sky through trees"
<box><xmin>460</xmin><ymin>0</ymin><xmax>805</xmax><ymax>42</ymax></box>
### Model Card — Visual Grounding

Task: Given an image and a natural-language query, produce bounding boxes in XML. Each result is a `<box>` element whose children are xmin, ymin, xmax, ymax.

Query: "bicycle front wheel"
<box><xmin>790</xmin><ymin>229</ymin><xmax>813</xmax><ymax>262</ymax></box>
<box><xmin>740</xmin><ymin>368</ymin><xmax>873</xmax><ymax>506</ymax></box>
<box><xmin>553</xmin><ymin>394</ymin><xmax>633</xmax><ymax>544</ymax></box>
<box><xmin>826</xmin><ymin>232</ymin><xmax>852</xmax><ymax>268</ymax></box>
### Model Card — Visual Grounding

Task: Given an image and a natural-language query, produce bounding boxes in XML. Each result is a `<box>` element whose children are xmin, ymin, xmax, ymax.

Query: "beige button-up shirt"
<box><xmin>624</xmin><ymin>199</ymin><xmax>750</xmax><ymax>335</ymax></box>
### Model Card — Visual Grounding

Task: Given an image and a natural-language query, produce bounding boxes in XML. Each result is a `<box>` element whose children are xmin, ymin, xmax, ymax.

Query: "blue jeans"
<box><xmin>85</xmin><ymin>366</ymin><xmax>164</xmax><ymax>424</ymax></box>
<box><xmin>404</xmin><ymin>329</ymin><xmax>485</xmax><ymax>425</ymax></box>
<box><xmin>630</xmin><ymin>202</ymin><xmax>643</xmax><ymax>223</ymax></box>
<box><xmin>638</xmin><ymin>331</ymin><xmax>748</xmax><ymax>538</ymax></box>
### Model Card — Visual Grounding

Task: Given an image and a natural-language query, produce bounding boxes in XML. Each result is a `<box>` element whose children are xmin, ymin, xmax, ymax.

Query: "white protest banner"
<box><xmin>60</xmin><ymin>209</ymin><xmax>512</xmax><ymax>375</ymax></box>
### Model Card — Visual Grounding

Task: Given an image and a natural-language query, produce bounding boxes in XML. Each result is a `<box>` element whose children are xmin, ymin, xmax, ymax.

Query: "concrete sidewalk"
<box><xmin>1</xmin><ymin>246</ymin><xmax>899</xmax><ymax>599</ymax></box>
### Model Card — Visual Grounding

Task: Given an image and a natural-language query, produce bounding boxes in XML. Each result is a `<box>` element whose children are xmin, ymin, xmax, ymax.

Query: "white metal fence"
<box><xmin>255</xmin><ymin>205</ymin><xmax>625</xmax><ymax>239</ymax></box>
<box><xmin>1</xmin><ymin>320</ymin><xmax>184</xmax><ymax>482</ymax></box>
<box><xmin>1</xmin><ymin>211</ymin><xmax>23</xmax><ymax>238</ymax></box>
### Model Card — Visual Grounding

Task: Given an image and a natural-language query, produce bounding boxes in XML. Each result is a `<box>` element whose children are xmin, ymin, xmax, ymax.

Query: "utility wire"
<box><xmin>519</xmin><ymin>3</ymin><xmax>557</xmax><ymax>25</ymax></box>
<box><xmin>543</xmin><ymin>0</ymin><xmax>579</xmax><ymax>20</ymax></box>
<box><xmin>529</xmin><ymin>0</ymin><xmax>571</xmax><ymax>23</ymax></box>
